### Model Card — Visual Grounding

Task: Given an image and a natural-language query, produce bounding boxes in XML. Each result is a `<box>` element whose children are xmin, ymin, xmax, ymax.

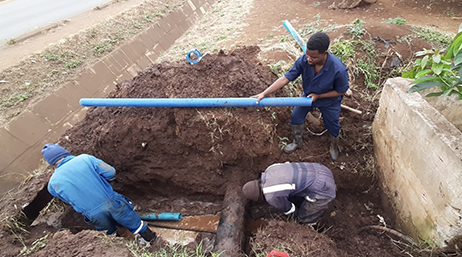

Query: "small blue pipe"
<box><xmin>79</xmin><ymin>97</ymin><xmax>312</xmax><ymax>107</ymax></box>
<box><xmin>283</xmin><ymin>20</ymin><xmax>307</xmax><ymax>54</ymax></box>
<box><xmin>140</xmin><ymin>212</ymin><xmax>182</xmax><ymax>221</ymax></box>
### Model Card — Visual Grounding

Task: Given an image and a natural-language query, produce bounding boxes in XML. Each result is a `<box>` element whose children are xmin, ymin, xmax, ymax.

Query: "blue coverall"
<box><xmin>48</xmin><ymin>154</ymin><xmax>147</xmax><ymax>235</ymax></box>
<box><xmin>284</xmin><ymin>53</ymin><xmax>349</xmax><ymax>137</ymax></box>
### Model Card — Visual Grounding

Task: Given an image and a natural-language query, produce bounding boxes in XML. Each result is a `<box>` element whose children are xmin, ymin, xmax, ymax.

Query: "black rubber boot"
<box><xmin>284</xmin><ymin>124</ymin><xmax>304</xmax><ymax>153</ymax></box>
<box><xmin>329</xmin><ymin>135</ymin><xmax>339</xmax><ymax>160</ymax></box>
<box><xmin>139</xmin><ymin>227</ymin><xmax>156</xmax><ymax>242</ymax></box>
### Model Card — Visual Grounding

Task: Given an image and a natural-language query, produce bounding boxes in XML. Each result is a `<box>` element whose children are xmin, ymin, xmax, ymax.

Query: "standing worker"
<box><xmin>253</xmin><ymin>32</ymin><xmax>349</xmax><ymax>160</ymax></box>
<box><xmin>242</xmin><ymin>162</ymin><xmax>336</xmax><ymax>225</ymax></box>
<box><xmin>41</xmin><ymin>143</ymin><xmax>156</xmax><ymax>242</ymax></box>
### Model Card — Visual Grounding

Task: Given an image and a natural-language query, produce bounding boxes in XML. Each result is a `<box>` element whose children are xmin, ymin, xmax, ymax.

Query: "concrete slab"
<box><xmin>158</xmin><ymin>15</ymin><xmax>173</xmax><ymax>34</ymax></box>
<box><xmin>102</xmin><ymin>54</ymin><xmax>127</xmax><ymax>75</ymax></box>
<box><xmin>136</xmin><ymin>55</ymin><xmax>153</xmax><ymax>70</ymax></box>
<box><xmin>127</xmin><ymin>63</ymin><xmax>142</xmax><ymax>77</ymax></box>
<box><xmin>0</xmin><ymin>128</ymin><xmax>28</xmax><ymax>171</ymax></box>
<box><xmin>144</xmin><ymin>24</ymin><xmax>164</xmax><ymax>48</ymax></box>
<box><xmin>76</xmin><ymin>67</ymin><xmax>111</xmax><ymax>94</ymax></box>
<box><xmin>146</xmin><ymin>50</ymin><xmax>160</xmax><ymax>63</ymax></box>
<box><xmin>88</xmin><ymin>61</ymin><xmax>117</xmax><ymax>86</ymax></box>
<box><xmin>54</xmin><ymin>82</ymin><xmax>91</xmax><ymax>109</ymax></box>
<box><xmin>182</xmin><ymin>1</ymin><xmax>194</xmax><ymax>17</ymax></box>
<box><xmin>187</xmin><ymin>0</ymin><xmax>197</xmax><ymax>11</ymax></box>
<box><xmin>31</xmin><ymin>94</ymin><xmax>73</xmax><ymax>125</ymax></box>
<box><xmin>5</xmin><ymin>110</ymin><xmax>50</xmax><ymax>146</ymax></box>
<box><xmin>165</xmin><ymin>10</ymin><xmax>186</xmax><ymax>26</ymax></box>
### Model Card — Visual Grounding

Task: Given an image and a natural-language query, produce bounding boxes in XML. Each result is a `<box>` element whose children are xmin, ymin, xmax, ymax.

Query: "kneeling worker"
<box><xmin>242</xmin><ymin>162</ymin><xmax>336</xmax><ymax>225</ymax></box>
<box><xmin>41</xmin><ymin>143</ymin><xmax>156</xmax><ymax>242</ymax></box>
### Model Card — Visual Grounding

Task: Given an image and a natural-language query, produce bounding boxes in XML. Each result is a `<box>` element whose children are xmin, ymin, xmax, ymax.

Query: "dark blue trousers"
<box><xmin>290</xmin><ymin>97</ymin><xmax>342</xmax><ymax>137</ymax></box>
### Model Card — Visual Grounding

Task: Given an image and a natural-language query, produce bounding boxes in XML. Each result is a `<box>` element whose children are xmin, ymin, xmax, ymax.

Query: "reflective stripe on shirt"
<box><xmin>262</xmin><ymin>183</ymin><xmax>296</xmax><ymax>194</ymax></box>
<box><xmin>284</xmin><ymin>203</ymin><xmax>296</xmax><ymax>215</ymax></box>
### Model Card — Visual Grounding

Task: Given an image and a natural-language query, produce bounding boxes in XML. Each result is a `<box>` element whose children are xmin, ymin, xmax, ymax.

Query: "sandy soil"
<box><xmin>0</xmin><ymin>0</ymin><xmax>461</xmax><ymax>256</ymax></box>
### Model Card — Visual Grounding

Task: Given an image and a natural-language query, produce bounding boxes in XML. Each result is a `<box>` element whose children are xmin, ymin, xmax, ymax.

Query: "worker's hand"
<box><xmin>307</xmin><ymin>93</ymin><xmax>319</xmax><ymax>102</ymax></box>
<box><xmin>251</xmin><ymin>92</ymin><xmax>266</xmax><ymax>104</ymax></box>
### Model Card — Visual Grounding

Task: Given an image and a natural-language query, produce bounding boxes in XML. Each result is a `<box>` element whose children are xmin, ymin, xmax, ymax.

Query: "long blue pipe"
<box><xmin>283</xmin><ymin>20</ymin><xmax>307</xmax><ymax>54</ymax></box>
<box><xmin>79</xmin><ymin>97</ymin><xmax>312</xmax><ymax>107</ymax></box>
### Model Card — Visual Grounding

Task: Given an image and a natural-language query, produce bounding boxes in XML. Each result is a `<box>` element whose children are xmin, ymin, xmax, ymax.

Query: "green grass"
<box><xmin>383</xmin><ymin>17</ymin><xmax>406</xmax><ymax>25</ymax></box>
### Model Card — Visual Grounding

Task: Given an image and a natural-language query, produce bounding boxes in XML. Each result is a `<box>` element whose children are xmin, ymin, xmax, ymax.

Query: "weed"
<box><xmin>126</xmin><ymin>240</ymin><xmax>222</xmax><ymax>257</ymax></box>
<box><xmin>6</xmin><ymin>39</ymin><xmax>16</xmax><ymax>45</ymax></box>
<box><xmin>412</xmin><ymin>26</ymin><xmax>453</xmax><ymax>48</ymax></box>
<box><xmin>278</xmin><ymin>136</ymin><xmax>290</xmax><ymax>150</ymax></box>
<box><xmin>348</xmin><ymin>19</ymin><xmax>365</xmax><ymax>38</ymax></box>
<box><xmin>266</xmin><ymin>34</ymin><xmax>274</xmax><ymax>38</ymax></box>
<box><xmin>299</xmin><ymin>14</ymin><xmax>322</xmax><ymax>37</ymax></box>
<box><xmin>330</xmin><ymin>38</ymin><xmax>356</xmax><ymax>63</ymax></box>
<box><xmin>383</xmin><ymin>17</ymin><xmax>406</xmax><ymax>25</ymax></box>
<box><xmin>92</xmin><ymin>43</ymin><xmax>113</xmax><ymax>56</ymax></box>
<box><xmin>20</xmin><ymin>234</ymin><xmax>49</xmax><ymax>255</ymax></box>
<box><xmin>1</xmin><ymin>215</ymin><xmax>29</xmax><ymax>249</ymax></box>
<box><xmin>271</xmin><ymin>112</ymin><xmax>276</xmax><ymax>121</ymax></box>
<box><xmin>42</xmin><ymin>54</ymin><xmax>60</xmax><ymax>61</ymax></box>
<box><xmin>65</xmin><ymin>60</ymin><xmax>82</xmax><ymax>69</ymax></box>
<box><xmin>358</xmin><ymin>59</ymin><xmax>378</xmax><ymax>89</ymax></box>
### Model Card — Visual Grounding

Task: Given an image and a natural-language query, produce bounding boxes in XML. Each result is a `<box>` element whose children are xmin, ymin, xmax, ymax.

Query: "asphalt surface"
<box><xmin>0</xmin><ymin>0</ymin><xmax>111</xmax><ymax>43</ymax></box>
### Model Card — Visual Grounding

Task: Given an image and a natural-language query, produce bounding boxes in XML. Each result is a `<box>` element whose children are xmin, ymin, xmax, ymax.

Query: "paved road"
<box><xmin>0</xmin><ymin>0</ymin><xmax>111</xmax><ymax>43</ymax></box>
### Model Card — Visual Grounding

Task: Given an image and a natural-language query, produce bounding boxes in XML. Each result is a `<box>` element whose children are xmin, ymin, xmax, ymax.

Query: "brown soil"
<box><xmin>0</xmin><ymin>0</ymin><xmax>461</xmax><ymax>256</ymax></box>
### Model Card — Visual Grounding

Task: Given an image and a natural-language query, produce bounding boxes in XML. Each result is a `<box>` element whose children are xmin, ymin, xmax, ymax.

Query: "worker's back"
<box><xmin>48</xmin><ymin>154</ymin><xmax>116</xmax><ymax>214</ymax></box>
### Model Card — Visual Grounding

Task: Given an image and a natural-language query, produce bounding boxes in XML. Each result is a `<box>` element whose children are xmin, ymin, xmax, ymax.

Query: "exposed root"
<box><xmin>359</xmin><ymin>225</ymin><xmax>417</xmax><ymax>246</ymax></box>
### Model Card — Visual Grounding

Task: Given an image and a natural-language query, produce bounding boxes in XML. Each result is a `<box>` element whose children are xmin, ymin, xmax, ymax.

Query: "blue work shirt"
<box><xmin>284</xmin><ymin>53</ymin><xmax>349</xmax><ymax>106</ymax></box>
<box><xmin>48</xmin><ymin>154</ymin><xmax>117</xmax><ymax>214</ymax></box>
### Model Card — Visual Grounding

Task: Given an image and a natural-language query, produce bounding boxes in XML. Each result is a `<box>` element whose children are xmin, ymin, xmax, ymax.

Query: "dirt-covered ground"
<box><xmin>0</xmin><ymin>0</ymin><xmax>461</xmax><ymax>256</ymax></box>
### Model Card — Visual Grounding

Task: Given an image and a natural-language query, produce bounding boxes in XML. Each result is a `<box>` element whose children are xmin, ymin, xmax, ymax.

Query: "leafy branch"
<box><xmin>403</xmin><ymin>23</ymin><xmax>462</xmax><ymax>99</ymax></box>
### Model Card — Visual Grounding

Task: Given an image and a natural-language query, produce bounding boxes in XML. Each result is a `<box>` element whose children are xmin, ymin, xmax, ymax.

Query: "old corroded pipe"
<box><xmin>213</xmin><ymin>183</ymin><xmax>247</xmax><ymax>256</ymax></box>
<box><xmin>79</xmin><ymin>97</ymin><xmax>312</xmax><ymax>107</ymax></box>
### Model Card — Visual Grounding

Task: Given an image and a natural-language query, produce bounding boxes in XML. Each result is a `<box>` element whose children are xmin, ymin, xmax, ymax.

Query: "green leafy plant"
<box><xmin>383</xmin><ymin>17</ymin><xmax>406</xmax><ymax>25</ymax></box>
<box><xmin>403</xmin><ymin>23</ymin><xmax>462</xmax><ymax>99</ymax></box>
<box><xmin>348</xmin><ymin>19</ymin><xmax>365</xmax><ymax>38</ymax></box>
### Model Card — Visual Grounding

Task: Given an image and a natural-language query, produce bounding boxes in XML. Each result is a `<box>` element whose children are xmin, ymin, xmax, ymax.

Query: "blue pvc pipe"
<box><xmin>79</xmin><ymin>97</ymin><xmax>312</xmax><ymax>107</ymax></box>
<box><xmin>140</xmin><ymin>212</ymin><xmax>182</xmax><ymax>221</ymax></box>
<box><xmin>283</xmin><ymin>20</ymin><xmax>307</xmax><ymax>54</ymax></box>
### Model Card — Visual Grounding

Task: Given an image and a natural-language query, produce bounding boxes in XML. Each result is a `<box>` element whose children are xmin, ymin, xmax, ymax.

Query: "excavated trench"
<box><xmin>21</xmin><ymin>46</ymin><xmax>388</xmax><ymax>256</ymax></box>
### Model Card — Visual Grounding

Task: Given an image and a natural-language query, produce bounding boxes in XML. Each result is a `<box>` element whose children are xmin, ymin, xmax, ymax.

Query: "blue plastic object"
<box><xmin>79</xmin><ymin>97</ymin><xmax>312</xmax><ymax>107</ymax></box>
<box><xmin>186</xmin><ymin>49</ymin><xmax>202</xmax><ymax>64</ymax></box>
<box><xmin>140</xmin><ymin>212</ymin><xmax>182</xmax><ymax>221</ymax></box>
<box><xmin>283</xmin><ymin>20</ymin><xmax>307</xmax><ymax>54</ymax></box>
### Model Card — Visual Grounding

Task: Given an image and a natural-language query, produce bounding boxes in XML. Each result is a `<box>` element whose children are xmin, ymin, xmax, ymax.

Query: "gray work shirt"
<box><xmin>261</xmin><ymin>162</ymin><xmax>336</xmax><ymax>214</ymax></box>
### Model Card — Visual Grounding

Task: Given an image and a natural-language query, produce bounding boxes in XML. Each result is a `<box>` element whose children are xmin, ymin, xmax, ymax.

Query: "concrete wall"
<box><xmin>372</xmin><ymin>77</ymin><xmax>462</xmax><ymax>246</ymax></box>
<box><xmin>0</xmin><ymin>0</ymin><xmax>215</xmax><ymax>196</ymax></box>
<box><xmin>425</xmin><ymin>92</ymin><xmax>462</xmax><ymax>132</ymax></box>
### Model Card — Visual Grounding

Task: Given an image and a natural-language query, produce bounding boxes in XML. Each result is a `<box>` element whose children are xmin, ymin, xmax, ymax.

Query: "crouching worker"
<box><xmin>41</xmin><ymin>143</ymin><xmax>156</xmax><ymax>242</ymax></box>
<box><xmin>242</xmin><ymin>162</ymin><xmax>336</xmax><ymax>225</ymax></box>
